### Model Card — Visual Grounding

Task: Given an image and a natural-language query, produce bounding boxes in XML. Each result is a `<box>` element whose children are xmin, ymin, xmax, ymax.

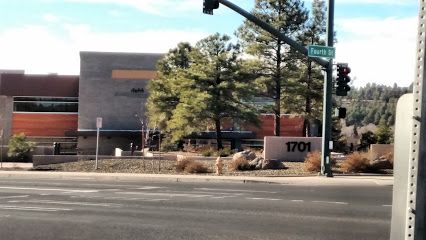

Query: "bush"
<box><xmin>7</xmin><ymin>133</ymin><xmax>35</xmax><ymax>162</ymax></box>
<box><xmin>185</xmin><ymin>161</ymin><xmax>209</xmax><ymax>174</ymax></box>
<box><xmin>215</xmin><ymin>147</ymin><xmax>233</xmax><ymax>157</ymax></box>
<box><xmin>201</xmin><ymin>148</ymin><xmax>214</xmax><ymax>157</ymax></box>
<box><xmin>303</xmin><ymin>151</ymin><xmax>322</xmax><ymax>172</ymax></box>
<box><xmin>176</xmin><ymin>157</ymin><xmax>192</xmax><ymax>172</ymax></box>
<box><xmin>340</xmin><ymin>152</ymin><xmax>371</xmax><ymax>173</ymax></box>
<box><xmin>228</xmin><ymin>157</ymin><xmax>251</xmax><ymax>171</ymax></box>
<box><xmin>175</xmin><ymin>158</ymin><xmax>209</xmax><ymax>174</ymax></box>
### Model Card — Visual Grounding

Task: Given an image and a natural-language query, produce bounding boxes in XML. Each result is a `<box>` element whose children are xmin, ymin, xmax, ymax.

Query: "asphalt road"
<box><xmin>0</xmin><ymin>177</ymin><xmax>392</xmax><ymax>240</ymax></box>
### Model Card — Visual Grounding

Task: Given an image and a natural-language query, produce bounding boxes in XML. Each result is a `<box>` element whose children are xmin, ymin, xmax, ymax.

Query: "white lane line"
<box><xmin>136</xmin><ymin>187</ymin><xmax>166</xmax><ymax>190</ymax></box>
<box><xmin>8</xmin><ymin>200</ymin><xmax>121</xmax><ymax>207</ymax></box>
<box><xmin>0</xmin><ymin>205</ymin><xmax>72</xmax><ymax>212</ymax></box>
<box><xmin>195</xmin><ymin>188</ymin><xmax>277</xmax><ymax>194</ymax></box>
<box><xmin>291</xmin><ymin>200</ymin><xmax>305</xmax><ymax>203</ymax></box>
<box><xmin>166</xmin><ymin>190</ymin><xmax>244</xmax><ymax>196</ymax></box>
<box><xmin>117</xmin><ymin>192</ymin><xmax>213</xmax><ymax>198</ymax></box>
<box><xmin>0</xmin><ymin>195</ymin><xmax>29</xmax><ymax>199</ymax></box>
<box><xmin>312</xmin><ymin>201</ymin><xmax>348</xmax><ymax>205</ymax></box>
<box><xmin>0</xmin><ymin>214</ymin><xmax>10</xmax><ymax>218</ymax></box>
<box><xmin>246</xmin><ymin>197</ymin><xmax>281</xmax><ymax>201</ymax></box>
<box><xmin>102</xmin><ymin>196</ymin><xmax>169</xmax><ymax>201</ymax></box>
<box><xmin>382</xmin><ymin>205</ymin><xmax>392</xmax><ymax>207</ymax></box>
<box><xmin>0</xmin><ymin>186</ymin><xmax>98</xmax><ymax>193</ymax></box>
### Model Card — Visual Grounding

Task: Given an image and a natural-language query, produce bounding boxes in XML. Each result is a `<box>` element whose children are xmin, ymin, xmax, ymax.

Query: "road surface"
<box><xmin>0</xmin><ymin>176</ymin><xmax>392</xmax><ymax>240</ymax></box>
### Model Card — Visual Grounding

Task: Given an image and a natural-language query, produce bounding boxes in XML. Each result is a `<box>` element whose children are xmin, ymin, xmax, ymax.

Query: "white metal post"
<box><xmin>406</xmin><ymin>1</ymin><xmax>426</xmax><ymax>239</ymax></box>
<box><xmin>95</xmin><ymin>127</ymin><xmax>99</xmax><ymax>170</ymax></box>
<box><xmin>95</xmin><ymin>117</ymin><xmax>102</xmax><ymax>170</ymax></box>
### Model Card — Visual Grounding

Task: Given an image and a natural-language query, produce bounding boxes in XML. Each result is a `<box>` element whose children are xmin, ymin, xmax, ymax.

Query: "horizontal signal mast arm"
<box><xmin>219</xmin><ymin>0</ymin><xmax>330</xmax><ymax>68</ymax></box>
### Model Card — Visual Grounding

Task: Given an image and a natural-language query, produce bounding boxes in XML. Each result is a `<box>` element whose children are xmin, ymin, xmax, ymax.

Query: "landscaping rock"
<box><xmin>249</xmin><ymin>157</ymin><xmax>263</xmax><ymax>170</ymax></box>
<box><xmin>262</xmin><ymin>159</ymin><xmax>284</xmax><ymax>170</ymax></box>
<box><xmin>370</xmin><ymin>158</ymin><xmax>393</xmax><ymax>170</ymax></box>
<box><xmin>233</xmin><ymin>150</ymin><xmax>257</xmax><ymax>162</ymax></box>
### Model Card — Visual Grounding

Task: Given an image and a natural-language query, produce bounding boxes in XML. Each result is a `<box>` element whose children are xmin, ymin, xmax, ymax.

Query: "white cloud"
<box><xmin>0</xmin><ymin>24</ymin><xmax>209</xmax><ymax>75</ymax></box>
<box><xmin>335</xmin><ymin>17</ymin><xmax>418</xmax><ymax>87</ymax></box>
<box><xmin>42</xmin><ymin>13</ymin><xmax>60</xmax><ymax>22</ymax></box>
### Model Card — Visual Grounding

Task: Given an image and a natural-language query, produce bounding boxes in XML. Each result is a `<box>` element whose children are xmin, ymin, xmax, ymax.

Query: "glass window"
<box><xmin>13</xmin><ymin>97</ymin><xmax>78</xmax><ymax>113</ymax></box>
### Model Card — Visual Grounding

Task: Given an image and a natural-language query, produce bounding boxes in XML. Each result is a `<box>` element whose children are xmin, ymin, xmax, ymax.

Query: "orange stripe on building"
<box><xmin>111</xmin><ymin>70</ymin><xmax>157</xmax><ymax>80</ymax></box>
<box><xmin>12</xmin><ymin>113</ymin><xmax>78</xmax><ymax>137</ymax></box>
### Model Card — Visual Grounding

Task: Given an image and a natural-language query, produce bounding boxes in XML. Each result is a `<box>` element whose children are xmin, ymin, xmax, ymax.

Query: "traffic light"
<box><xmin>335</xmin><ymin>63</ymin><xmax>351</xmax><ymax>96</ymax></box>
<box><xmin>203</xmin><ymin>0</ymin><xmax>219</xmax><ymax>15</ymax></box>
<box><xmin>337</xmin><ymin>107</ymin><xmax>346</xmax><ymax>119</ymax></box>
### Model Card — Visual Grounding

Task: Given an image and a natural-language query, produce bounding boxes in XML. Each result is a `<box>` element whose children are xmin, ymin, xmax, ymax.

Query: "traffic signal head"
<box><xmin>337</xmin><ymin>107</ymin><xmax>347</xmax><ymax>119</ymax></box>
<box><xmin>203</xmin><ymin>0</ymin><xmax>219</xmax><ymax>15</ymax></box>
<box><xmin>335</xmin><ymin>63</ymin><xmax>351</xmax><ymax>96</ymax></box>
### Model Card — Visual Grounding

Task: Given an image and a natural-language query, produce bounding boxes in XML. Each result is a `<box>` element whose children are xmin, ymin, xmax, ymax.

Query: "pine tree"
<box><xmin>151</xmin><ymin>34</ymin><xmax>259</xmax><ymax>150</ymax></box>
<box><xmin>376</xmin><ymin>119</ymin><xmax>392</xmax><ymax>144</ymax></box>
<box><xmin>237</xmin><ymin>0</ymin><xmax>308</xmax><ymax>136</ymax></box>
<box><xmin>294</xmin><ymin>0</ymin><xmax>326</xmax><ymax>136</ymax></box>
<box><xmin>147</xmin><ymin>42</ymin><xmax>194</xmax><ymax>130</ymax></box>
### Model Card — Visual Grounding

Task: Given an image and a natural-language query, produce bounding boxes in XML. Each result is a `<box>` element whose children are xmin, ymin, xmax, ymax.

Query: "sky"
<box><xmin>0</xmin><ymin>0</ymin><xmax>419</xmax><ymax>87</ymax></box>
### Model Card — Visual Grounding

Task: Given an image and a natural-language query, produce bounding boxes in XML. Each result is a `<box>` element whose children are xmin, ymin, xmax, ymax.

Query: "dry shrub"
<box><xmin>383</xmin><ymin>152</ymin><xmax>394</xmax><ymax>167</ymax></box>
<box><xmin>303</xmin><ymin>151</ymin><xmax>321</xmax><ymax>172</ymax></box>
<box><xmin>341</xmin><ymin>152</ymin><xmax>371</xmax><ymax>173</ymax></box>
<box><xmin>176</xmin><ymin>158</ymin><xmax>192</xmax><ymax>172</ymax></box>
<box><xmin>228</xmin><ymin>157</ymin><xmax>250</xmax><ymax>171</ymax></box>
<box><xmin>176</xmin><ymin>158</ymin><xmax>209</xmax><ymax>174</ymax></box>
<box><xmin>185</xmin><ymin>161</ymin><xmax>209</xmax><ymax>174</ymax></box>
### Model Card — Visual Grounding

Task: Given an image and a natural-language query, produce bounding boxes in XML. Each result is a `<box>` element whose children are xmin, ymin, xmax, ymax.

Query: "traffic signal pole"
<box><xmin>205</xmin><ymin>0</ymin><xmax>334</xmax><ymax>177</ymax></box>
<box><xmin>321</xmin><ymin>0</ymin><xmax>334</xmax><ymax>177</ymax></box>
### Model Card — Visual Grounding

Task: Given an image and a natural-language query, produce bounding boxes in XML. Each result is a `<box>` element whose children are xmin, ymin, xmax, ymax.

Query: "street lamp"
<box><xmin>134</xmin><ymin>113</ymin><xmax>145</xmax><ymax>156</ymax></box>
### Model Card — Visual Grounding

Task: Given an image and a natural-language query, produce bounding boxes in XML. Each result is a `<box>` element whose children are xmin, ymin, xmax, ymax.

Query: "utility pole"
<box><xmin>203</xmin><ymin>0</ymin><xmax>334</xmax><ymax>176</ymax></box>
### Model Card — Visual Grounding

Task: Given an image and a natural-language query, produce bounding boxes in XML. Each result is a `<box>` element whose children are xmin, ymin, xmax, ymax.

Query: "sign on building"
<box><xmin>263</xmin><ymin>137</ymin><xmax>322</xmax><ymax>162</ymax></box>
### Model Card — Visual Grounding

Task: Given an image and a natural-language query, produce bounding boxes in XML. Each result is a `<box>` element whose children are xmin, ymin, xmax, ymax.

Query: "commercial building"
<box><xmin>0</xmin><ymin>52</ymin><xmax>309</xmax><ymax>156</ymax></box>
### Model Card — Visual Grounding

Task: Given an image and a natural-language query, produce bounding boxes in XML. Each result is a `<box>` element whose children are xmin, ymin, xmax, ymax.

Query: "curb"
<box><xmin>0</xmin><ymin>170</ymin><xmax>394</xmax><ymax>186</ymax></box>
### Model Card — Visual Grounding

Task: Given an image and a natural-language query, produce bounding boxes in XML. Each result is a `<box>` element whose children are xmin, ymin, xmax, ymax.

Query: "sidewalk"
<box><xmin>0</xmin><ymin>162</ymin><xmax>33</xmax><ymax>169</ymax></box>
<box><xmin>0</xmin><ymin>163</ymin><xmax>394</xmax><ymax>186</ymax></box>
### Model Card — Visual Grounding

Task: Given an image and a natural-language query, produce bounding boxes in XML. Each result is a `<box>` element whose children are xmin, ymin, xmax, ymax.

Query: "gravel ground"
<box><xmin>33</xmin><ymin>159</ymin><xmax>316</xmax><ymax>177</ymax></box>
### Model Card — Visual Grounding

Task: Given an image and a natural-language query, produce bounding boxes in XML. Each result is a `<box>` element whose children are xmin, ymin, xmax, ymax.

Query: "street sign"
<box><xmin>308</xmin><ymin>45</ymin><xmax>335</xmax><ymax>59</ymax></box>
<box><xmin>96</xmin><ymin>117</ymin><xmax>102</xmax><ymax>128</ymax></box>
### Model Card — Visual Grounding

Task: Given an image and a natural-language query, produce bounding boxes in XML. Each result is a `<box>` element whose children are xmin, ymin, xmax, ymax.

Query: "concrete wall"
<box><xmin>77</xmin><ymin>52</ymin><xmax>164</xmax><ymax>154</ymax></box>
<box><xmin>0</xmin><ymin>96</ymin><xmax>13</xmax><ymax>143</ymax></box>
<box><xmin>263</xmin><ymin>137</ymin><xmax>322</xmax><ymax>162</ymax></box>
<box><xmin>77</xmin><ymin>136</ymin><xmax>140</xmax><ymax>155</ymax></box>
<box><xmin>78</xmin><ymin>52</ymin><xmax>164</xmax><ymax>131</ymax></box>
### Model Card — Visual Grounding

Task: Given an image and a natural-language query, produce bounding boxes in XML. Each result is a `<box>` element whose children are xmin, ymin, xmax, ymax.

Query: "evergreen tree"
<box><xmin>147</xmin><ymin>42</ymin><xmax>194</xmax><ymax>130</ymax></box>
<box><xmin>376</xmin><ymin>119</ymin><xmax>393</xmax><ymax>144</ymax></box>
<box><xmin>346</xmin><ymin>83</ymin><xmax>410</xmax><ymax>127</ymax></box>
<box><xmin>295</xmin><ymin>0</ymin><xmax>326</xmax><ymax>136</ymax></box>
<box><xmin>150</xmin><ymin>34</ymin><xmax>259</xmax><ymax>150</ymax></box>
<box><xmin>237</xmin><ymin>0</ymin><xmax>308</xmax><ymax>136</ymax></box>
<box><xmin>359</xmin><ymin>131</ymin><xmax>378</xmax><ymax>151</ymax></box>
